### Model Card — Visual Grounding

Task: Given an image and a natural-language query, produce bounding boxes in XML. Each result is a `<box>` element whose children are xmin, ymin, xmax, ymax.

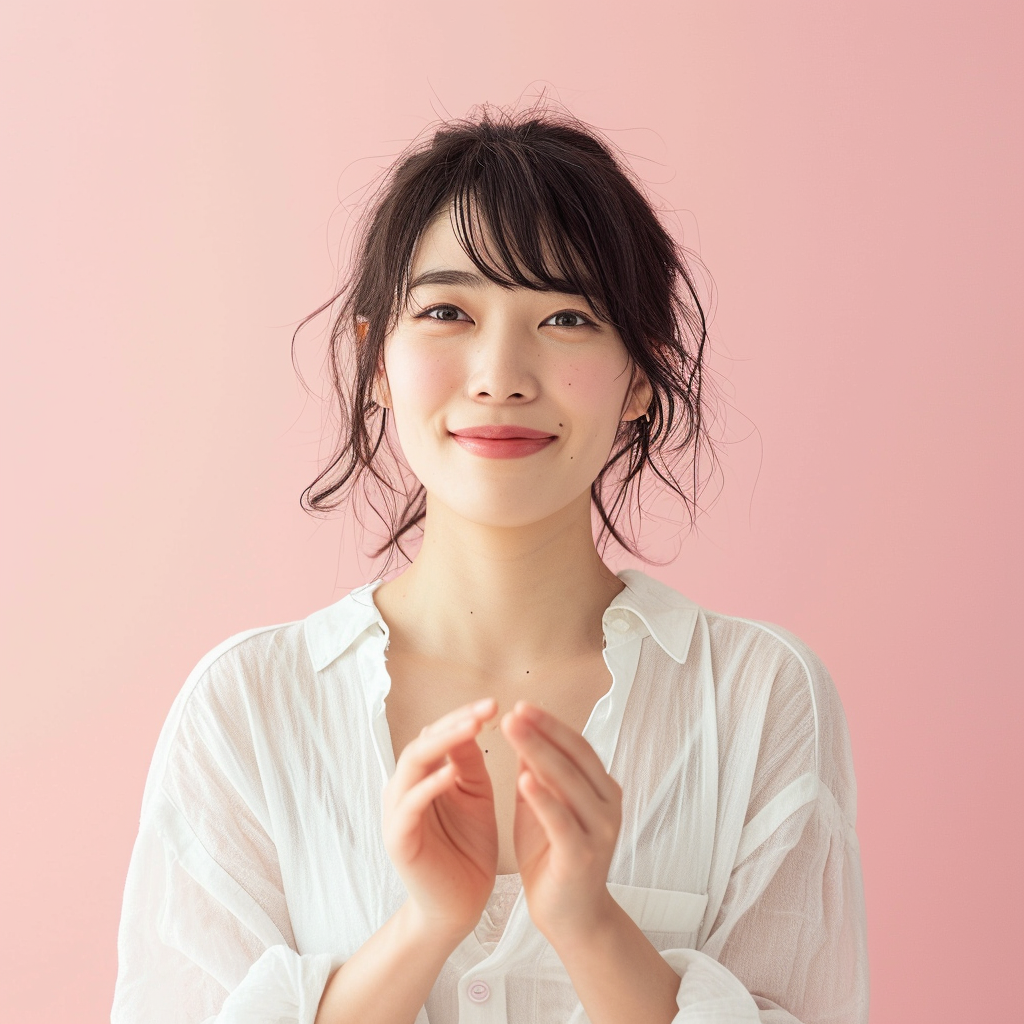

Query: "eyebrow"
<box><xmin>407</xmin><ymin>269</ymin><xmax>489</xmax><ymax>291</ymax></box>
<box><xmin>406</xmin><ymin>267</ymin><xmax>598</xmax><ymax>309</ymax></box>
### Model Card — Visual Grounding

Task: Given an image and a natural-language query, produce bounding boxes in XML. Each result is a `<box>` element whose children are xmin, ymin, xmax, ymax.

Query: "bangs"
<box><xmin>414</xmin><ymin>168</ymin><xmax>614</xmax><ymax>323</ymax></box>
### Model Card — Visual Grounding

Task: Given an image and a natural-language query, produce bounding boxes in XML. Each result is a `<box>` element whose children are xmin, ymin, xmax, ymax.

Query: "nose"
<box><xmin>464</xmin><ymin>318</ymin><xmax>540</xmax><ymax>403</ymax></box>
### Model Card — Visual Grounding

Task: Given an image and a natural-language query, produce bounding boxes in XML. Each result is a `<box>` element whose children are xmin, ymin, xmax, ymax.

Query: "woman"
<box><xmin>112</xmin><ymin>103</ymin><xmax>869</xmax><ymax>1024</ymax></box>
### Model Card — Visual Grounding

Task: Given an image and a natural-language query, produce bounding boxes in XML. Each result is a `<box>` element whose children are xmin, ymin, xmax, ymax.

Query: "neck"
<box><xmin>372</xmin><ymin>489</ymin><xmax>626</xmax><ymax>675</ymax></box>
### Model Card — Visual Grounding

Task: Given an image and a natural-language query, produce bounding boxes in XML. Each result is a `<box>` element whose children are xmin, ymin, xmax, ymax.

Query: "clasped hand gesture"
<box><xmin>382</xmin><ymin>696</ymin><xmax>622</xmax><ymax>945</ymax></box>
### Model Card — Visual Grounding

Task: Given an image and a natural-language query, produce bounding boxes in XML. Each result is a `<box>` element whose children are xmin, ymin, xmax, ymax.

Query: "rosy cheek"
<box><xmin>559</xmin><ymin>361</ymin><xmax>624</xmax><ymax>409</ymax></box>
<box><xmin>388</xmin><ymin>347</ymin><xmax>459</xmax><ymax>410</ymax></box>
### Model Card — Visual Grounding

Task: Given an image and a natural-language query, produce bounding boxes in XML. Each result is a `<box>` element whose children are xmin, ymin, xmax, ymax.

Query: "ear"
<box><xmin>371</xmin><ymin>361</ymin><xmax>393</xmax><ymax>410</ymax></box>
<box><xmin>357</xmin><ymin>316</ymin><xmax>393</xmax><ymax>410</ymax></box>
<box><xmin>622</xmin><ymin>370</ymin><xmax>654</xmax><ymax>423</ymax></box>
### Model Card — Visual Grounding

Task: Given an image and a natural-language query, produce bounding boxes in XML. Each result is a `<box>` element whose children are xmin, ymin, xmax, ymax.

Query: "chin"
<box><xmin>424</xmin><ymin>484</ymin><xmax>584</xmax><ymax>529</ymax></box>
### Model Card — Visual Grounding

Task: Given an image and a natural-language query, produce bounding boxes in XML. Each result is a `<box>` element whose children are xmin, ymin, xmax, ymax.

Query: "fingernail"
<box><xmin>517</xmin><ymin>702</ymin><xmax>541</xmax><ymax>721</ymax></box>
<box><xmin>473</xmin><ymin>697</ymin><xmax>495</xmax><ymax>712</ymax></box>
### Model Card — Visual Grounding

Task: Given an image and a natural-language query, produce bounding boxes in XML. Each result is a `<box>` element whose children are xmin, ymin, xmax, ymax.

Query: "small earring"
<box><xmin>644</xmin><ymin>407</ymin><xmax>652</xmax><ymax>424</ymax></box>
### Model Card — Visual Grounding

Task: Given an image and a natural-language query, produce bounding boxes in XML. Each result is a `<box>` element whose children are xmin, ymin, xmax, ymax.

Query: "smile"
<box><xmin>448</xmin><ymin>423</ymin><xmax>559</xmax><ymax>460</ymax></box>
<box><xmin>449</xmin><ymin>434</ymin><xmax>557</xmax><ymax>459</ymax></box>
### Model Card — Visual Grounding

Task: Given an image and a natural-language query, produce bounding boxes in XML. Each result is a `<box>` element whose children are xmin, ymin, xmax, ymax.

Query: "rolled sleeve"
<box><xmin>659</xmin><ymin>784</ymin><xmax>868</xmax><ymax>1023</ymax></box>
<box><xmin>112</xmin><ymin>789</ymin><xmax>337</xmax><ymax>1023</ymax></box>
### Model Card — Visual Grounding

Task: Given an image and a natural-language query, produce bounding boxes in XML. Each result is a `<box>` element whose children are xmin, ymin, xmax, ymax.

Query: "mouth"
<box><xmin>449</xmin><ymin>424</ymin><xmax>558</xmax><ymax>460</ymax></box>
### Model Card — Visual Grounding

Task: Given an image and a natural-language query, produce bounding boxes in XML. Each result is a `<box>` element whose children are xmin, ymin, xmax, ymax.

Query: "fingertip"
<box><xmin>517</xmin><ymin>701</ymin><xmax>542</xmax><ymax>722</ymax></box>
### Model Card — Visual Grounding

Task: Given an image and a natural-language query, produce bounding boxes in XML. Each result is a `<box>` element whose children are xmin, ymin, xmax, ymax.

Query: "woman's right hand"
<box><xmin>382</xmin><ymin>697</ymin><xmax>498</xmax><ymax>940</ymax></box>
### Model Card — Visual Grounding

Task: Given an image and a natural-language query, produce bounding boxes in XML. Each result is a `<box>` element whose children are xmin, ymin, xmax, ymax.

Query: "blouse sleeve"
<box><xmin>658</xmin><ymin>632</ymin><xmax>870</xmax><ymax>1023</ymax></box>
<box><xmin>111</xmin><ymin>646</ymin><xmax>337</xmax><ymax>1023</ymax></box>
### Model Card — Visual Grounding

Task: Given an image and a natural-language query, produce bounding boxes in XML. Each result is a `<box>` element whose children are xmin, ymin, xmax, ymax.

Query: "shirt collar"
<box><xmin>304</xmin><ymin>567</ymin><xmax>700</xmax><ymax>673</ymax></box>
<box><xmin>601</xmin><ymin>568</ymin><xmax>700</xmax><ymax>663</ymax></box>
<box><xmin>304</xmin><ymin>579</ymin><xmax>387</xmax><ymax>672</ymax></box>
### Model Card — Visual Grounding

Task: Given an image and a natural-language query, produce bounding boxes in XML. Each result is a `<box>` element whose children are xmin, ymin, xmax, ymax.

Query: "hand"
<box><xmin>382</xmin><ymin>697</ymin><xmax>499</xmax><ymax>940</ymax></box>
<box><xmin>500</xmin><ymin>701</ymin><xmax>622</xmax><ymax>943</ymax></box>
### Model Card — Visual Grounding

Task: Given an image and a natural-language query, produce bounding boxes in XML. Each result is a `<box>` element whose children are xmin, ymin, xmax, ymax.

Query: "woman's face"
<box><xmin>374</xmin><ymin>209</ymin><xmax>652</xmax><ymax>530</ymax></box>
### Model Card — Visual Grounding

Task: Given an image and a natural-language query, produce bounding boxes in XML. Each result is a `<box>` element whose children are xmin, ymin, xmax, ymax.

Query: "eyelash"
<box><xmin>415</xmin><ymin>303</ymin><xmax>597</xmax><ymax>330</ymax></box>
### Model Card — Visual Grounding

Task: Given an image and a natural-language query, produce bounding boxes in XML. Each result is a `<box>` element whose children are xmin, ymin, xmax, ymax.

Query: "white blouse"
<box><xmin>111</xmin><ymin>568</ymin><xmax>869</xmax><ymax>1023</ymax></box>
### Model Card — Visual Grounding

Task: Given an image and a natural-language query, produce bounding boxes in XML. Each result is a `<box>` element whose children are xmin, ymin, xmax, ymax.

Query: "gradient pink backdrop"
<box><xmin>1</xmin><ymin>2</ymin><xmax>1021</xmax><ymax>1021</ymax></box>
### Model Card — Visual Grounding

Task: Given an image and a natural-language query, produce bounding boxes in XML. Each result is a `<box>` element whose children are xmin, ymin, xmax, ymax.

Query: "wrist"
<box><xmin>539</xmin><ymin>887</ymin><xmax>621</xmax><ymax>950</ymax></box>
<box><xmin>399</xmin><ymin>898</ymin><xmax>475</xmax><ymax>952</ymax></box>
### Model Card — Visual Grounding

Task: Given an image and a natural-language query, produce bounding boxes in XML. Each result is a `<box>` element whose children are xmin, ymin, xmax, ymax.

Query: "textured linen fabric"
<box><xmin>111</xmin><ymin>568</ymin><xmax>869</xmax><ymax>1023</ymax></box>
<box><xmin>474</xmin><ymin>875</ymin><xmax>522</xmax><ymax>956</ymax></box>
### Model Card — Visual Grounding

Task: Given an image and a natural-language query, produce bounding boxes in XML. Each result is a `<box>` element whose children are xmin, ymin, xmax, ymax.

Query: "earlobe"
<box><xmin>361</xmin><ymin>318</ymin><xmax>392</xmax><ymax>409</ymax></box>
<box><xmin>372</xmin><ymin>369</ymin><xmax>393</xmax><ymax>411</ymax></box>
<box><xmin>625</xmin><ymin>376</ymin><xmax>654</xmax><ymax>423</ymax></box>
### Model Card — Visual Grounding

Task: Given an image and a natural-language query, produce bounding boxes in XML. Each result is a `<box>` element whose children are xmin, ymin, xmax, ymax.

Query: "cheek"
<box><xmin>553</xmin><ymin>359</ymin><xmax>631</xmax><ymax>473</ymax></box>
<box><xmin>387</xmin><ymin>345</ymin><xmax>459</xmax><ymax>414</ymax></box>
<box><xmin>558</xmin><ymin>360</ymin><xmax>628</xmax><ymax>427</ymax></box>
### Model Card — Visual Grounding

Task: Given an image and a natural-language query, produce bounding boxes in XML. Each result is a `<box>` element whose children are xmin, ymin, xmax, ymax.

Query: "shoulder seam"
<box><xmin>180</xmin><ymin>619</ymin><xmax>301</xmax><ymax>704</ymax></box>
<box><xmin>139</xmin><ymin>620</ymin><xmax>300</xmax><ymax>820</ymax></box>
<box><xmin>708</xmin><ymin>613</ymin><xmax>821</xmax><ymax>777</ymax></box>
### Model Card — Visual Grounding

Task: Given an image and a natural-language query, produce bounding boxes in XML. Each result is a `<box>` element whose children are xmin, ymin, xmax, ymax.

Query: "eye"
<box><xmin>544</xmin><ymin>310</ymin><xmax>595</xmax><ymax>329</ymax></box>
<box><xmin>414</xmin><ymin>304</ymin><xmax>597</xmax><ymax>329</ymax></box>
<box><xmin>417</xmin><ymin>304</ymin><xmax>471</xmax><ymax>322</ymax></box>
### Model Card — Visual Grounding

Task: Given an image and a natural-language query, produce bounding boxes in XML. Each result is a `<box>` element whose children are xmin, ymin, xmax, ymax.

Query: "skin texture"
<box><xmin>315</xmin><ymin>208</ymin><xmax>683</xmax><ymax>1024</ymax></box>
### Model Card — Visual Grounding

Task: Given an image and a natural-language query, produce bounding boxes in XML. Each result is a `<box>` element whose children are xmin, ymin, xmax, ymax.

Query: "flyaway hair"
<box><xmin>291</xmin><ymin>96</ymin><xmax>721</xmax><ymax>574</ymax></box>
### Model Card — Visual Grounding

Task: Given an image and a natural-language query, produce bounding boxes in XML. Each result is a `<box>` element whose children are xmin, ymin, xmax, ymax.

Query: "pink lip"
<box><xmin>449</xmin><ymin>424</ymin><xmax>558</xmax><ymax>460</ymax></box>
<box><xmin>450</xmin><ymin>425</ymin><xmax>556</xmax><ymax>439</ymax></box>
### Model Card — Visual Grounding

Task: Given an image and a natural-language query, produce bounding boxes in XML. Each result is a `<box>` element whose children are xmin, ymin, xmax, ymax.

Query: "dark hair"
<box><xmin>292</xmin><ymin>97</ymin><xmax>720</xmax><ymax>576</ymax></box>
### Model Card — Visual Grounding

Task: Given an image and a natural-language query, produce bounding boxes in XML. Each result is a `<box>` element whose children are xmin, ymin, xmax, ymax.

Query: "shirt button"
<box><xmin>467</xmin><ymin>980</ymin><xmax>491</xmax><ymax>1003</ymax></box>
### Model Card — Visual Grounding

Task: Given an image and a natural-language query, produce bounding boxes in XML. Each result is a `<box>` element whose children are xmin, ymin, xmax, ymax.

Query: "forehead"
<box><xmin>406</xmin><ymin>202</ymin><xmax>588</xmax><ymax>295</ymax></box>
<box><xmin>409</xmin><ymin>210</ymin><xmax>476</xmax><ymax>275</ymax></box>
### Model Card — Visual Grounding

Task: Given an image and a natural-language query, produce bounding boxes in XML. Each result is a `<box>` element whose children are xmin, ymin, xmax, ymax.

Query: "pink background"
<box><xmin>1</xmin><ymin>2</ymin><xmax>1021</xmax><ymax>1021</ymax></box>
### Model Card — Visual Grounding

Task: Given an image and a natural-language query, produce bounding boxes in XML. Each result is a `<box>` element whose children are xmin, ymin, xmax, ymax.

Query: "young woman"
<box><xmin>112</xmin><ymin>103</ymin><xmax>869</xmax><ymax>1024</ymax></box>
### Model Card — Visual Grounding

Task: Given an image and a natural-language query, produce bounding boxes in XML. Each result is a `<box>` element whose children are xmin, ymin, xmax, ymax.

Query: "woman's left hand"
<box><xmin>499</xmin><ymin>700</ymin><xmax>622</xmax><ymax>944</ymax></box>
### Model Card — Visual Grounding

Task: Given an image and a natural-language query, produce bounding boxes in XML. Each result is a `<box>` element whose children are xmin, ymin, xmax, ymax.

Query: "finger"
<box><xmin>518</xmin><ymin>768</ymin><xmax>578</xmax><ymax>841</ymax></box>
<box><xmin>391</xmin><ymin>716</ymin><xmax>481</xmax><ymax>794</ymax></box>
<box><xmin>502</xmin><ymin>716</ymin><xmax>603</xmax><ymax>830</ymax></box>
<box><xmin>442</xmin><ymin>731</ymin><xmax>492</xmax><ymax>789</ymax></box>
<box><xmin>391</xmin><ymin>761</ymin><xmax>459</xmax><ymax>847</ymax></box>
<box><xmin>511</xmin><ymin>702</ymin><xmax>619</xmax><ymax>802</ymax></box>
<box><xmin>409</xmin><ymin>697</ymin><xmax>497</xmax><ymax>746</ymax></box>
<box><xmin>388</xmin><ymin>698</ymin><xmax>497</xmax><ymax>805</ymax></box>
<box><xmin>425</xmin><ymin>697</ymin><xmax>497</xmax><ymax>735</ymax></box>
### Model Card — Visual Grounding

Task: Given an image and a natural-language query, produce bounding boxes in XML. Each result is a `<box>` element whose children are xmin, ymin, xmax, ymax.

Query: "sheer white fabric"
<box><xmin>111</xmin><ymin>568</ymin><xmax>869</xmax><ymax>1023</ymax></box>
<box><xmin>474</xmin><ymin>875</ymin><xmax>522</xmax><ymax>956</ymax></box>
